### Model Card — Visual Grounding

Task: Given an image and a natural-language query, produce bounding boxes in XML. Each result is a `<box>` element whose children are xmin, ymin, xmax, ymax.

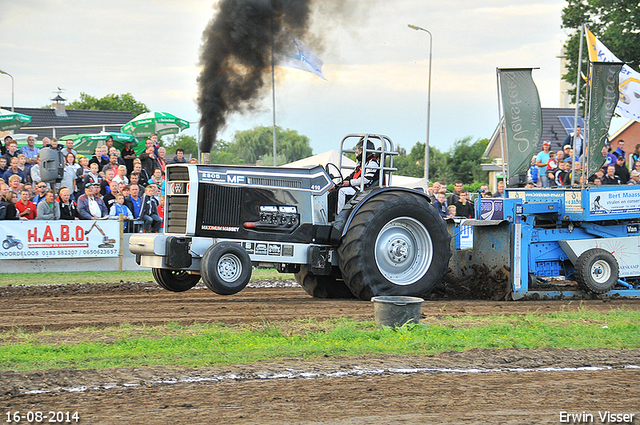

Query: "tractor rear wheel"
<box><xmin>337</xmin><ymin>191</ymin><xmax>451</xmax><ymax>300</ymax></box>
<box><xmin>295</xmin><ymin>266</ymin><xmax>355</xmax><ymax>298</ymax></box>
<box><xmin>575</xmin><ymin>248</ymin><xmax>618</xmax><ymax>294</ymax></box>
<box><xmin>152</xmin><ymin>268</ymin><xmax>200</xmax><ymax>292</ymax></box>
<box><xmin>201</xmin><ymin>242</ymin><xmax>252</xmax><ymax>295</ymax></box>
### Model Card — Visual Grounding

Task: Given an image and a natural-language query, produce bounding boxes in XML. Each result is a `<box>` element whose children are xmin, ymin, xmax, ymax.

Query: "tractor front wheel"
<box><xmin>201</xmin><ymin>243</ymin><xmax>252</xmax><ymax>295</ymax></box>
<box><xmin>152</xmin><ymin>268</ymin><xmax>200</xmax><ymax>292</ymax></box>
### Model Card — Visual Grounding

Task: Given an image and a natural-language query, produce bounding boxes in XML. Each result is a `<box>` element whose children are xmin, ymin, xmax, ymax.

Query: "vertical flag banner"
<box><xmin>498</xmin><ymin>69</ymin><xmax>542</xmax><ymax>178</ymax></box>
<box><xmin>586</xmin><ymin>61</ymin><xmax>623</xmax><ymax>179</ymax></box>
<box><xmin>585</xmin><ymin>27</ymin><xmax>640</xmax><ymax>123</ymax></box>
<box><xmin>275</xmin><ymin>32</ymin><xmax>325</xmax><ymax>80</ymax></box>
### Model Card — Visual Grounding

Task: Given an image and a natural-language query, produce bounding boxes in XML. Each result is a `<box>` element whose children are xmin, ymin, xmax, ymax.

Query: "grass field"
<box><xmin>0</xmin><ymin>269</ymin><xmax>292</xmax><ymax>286</ymax></box>
<box><xmin>0</xmin><ymin>309</ymin><xmax>638</xmax><ymax>371</ymax></box>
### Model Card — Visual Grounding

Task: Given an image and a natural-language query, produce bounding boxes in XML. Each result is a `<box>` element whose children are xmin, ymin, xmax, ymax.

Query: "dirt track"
<box><xmin>1</xmin><ymin>281</ymin><xmax>639</xmax><ymax>424</ymax></box>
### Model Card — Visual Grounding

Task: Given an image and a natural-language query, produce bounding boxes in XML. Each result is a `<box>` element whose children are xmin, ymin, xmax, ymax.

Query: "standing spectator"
<box><xmin>629</xmin><ymin>144</ymin><xmax>640</xmax><ymax>171</ymax></box>
<box><xmin>2</xmin><ymin>191</ymin><xmax>19</xmax><ymax>220</ymax></box>
<box><xmin>36</xmin><ymin>190</ymin><xmax>61</xmax><ymax>220</ymax></box>
<box><xmin>41</xmin><ymin>137</ymin><xmax>51</xmax><ymax>148</ymax></box>
<box><xmin>109</xmin><ymin>192</ymin><xmax>134</xmax><ymax>231</ymax></box>
<box><xmin>0</xmin><ymin>156</ymin><xmax>7</xmax><ymax>174</ymax></box>
<box><xmin>432</xmin><ymin>191</ymin><xmax>449</xmax><ymax>219</ymax></box>
<box><xmin>132</xmin><ymin>160</ymin><xmax>149</xmax><ymax>187</ymax></box>
<box><xmin>628</xmin><ymin>170</ymin><xmax>640</xmax><ymax>185</ymax></box>
<box><xmin>479</xmin><ymin>184</ymin><xmax>492</xmax><ymax>198</ymax></box>
<box><xmin>61</xmin><ymin>153</ymin><xmax>78</xmax><ymax>199</ymax></box>
<box><xmin>105</xmin><ymin>136</ymin><xmax>115</xmax><ymax>152</ymax></box>
<box><xmin>602</xmin><ymin>165</ymin><xmax>622</xmax><ymax>185</ymax></box>
<box><xmin>102</xmin><ymin>180</ymin><xmax>119</xmax><ymax>211</ymax></box>
<box><xmin>100</xmin><ymin>169</ymin><xmax>115</xmax><ymax>197</ymax></box>
<box><xmin>32</xmin><ymin>182</ymin><xmax>48</xmax><ymax>205</ymax></box>
<box><xmin>613</xmin><ymin>139</ymin><xmax>626</xmax><ymax>159</ymax></box>
<box><xmin>140</xmin><ymin>146</ymin><xmax>160</xmax><ymax>178</ymax></box>
<box><xmin>157</xmin><ymin>147</ymin><xmax>167</xmax><ymax>172</ymax></box>
<box><xmin>58</xmin><ymin>187</ymin><xmax>79</xmax><ymax>220</ymax></box>
<box><xmin>493</xmin><ymin>181</ymin><xmax>505</xmax><ymax>197</ymax></box>
<box><xmin>30</xmin><ymin>155</ymin><xmax>47</xmax><ymax>188</ymax></box>
<box><xmin>20</xmin><ymin>135</ymin><xmax>40</xmax><ymax>172</ymax></box>
<box><xmin>602</xmin><ymin>144</ymin><xmax>617</xmax><ymax>170</ymax></box>
<box><xmin>563</xmin><ymin>125</ymin><xmax>584</xmax><ymax>158</ymax></box>
<box><xmin>15</xmin><ymin>189</ymin><xmax>37</xmax><ymax>220</ymax></box>
<box><xmin>454</xmin><ymin>190</ymin><xmax>474</xmax><ymax>218</ymax></box>
<box><xmin>3</xmin><ymin>139</ymin><xmax>20</xmax><ymax>163</ymax></box>
<box><xmin>148</xmin><ymin>168</ymin><xmax>165</xmax><ymax>196</ymax></box>
<box><xmin>614</xmin><ymin>155</ymin><xmax>630</xmax><ymax>184</ymax></box>
<box><xmin>49</xmin><ymin>138</ymin><xmax>63</xmax><ymax>151</ymax></box>
<box><xmin>121</xmin><ymin>140</ymin><xmax>136</xmax><ymax>174</ymax></box>
<box><xmin>527</xmin><ymin>154</ymin><xmax>539</xmax><ymax>185</ymax></box>
<box><xmin>563</xmin><ymin>144</ymin><xmax>572</xmax><ymax>160</ymax></box>
<box><xmin>7</xmin><ymin>175</ymin><xmax>22</xmax><ymax>194</ymax></box>
<box><xmin>125</xmin><ymin>184</ymin><xmax>143</xmax><ymax>222</ymax></box>
<box><xmin>83</xmin><ymin>162</ymin><xmax>103</xmax><ymax>189</ymax></box>
<box><xmin>103</xmin><ymin>152</ymin><xmax>120</xmax><ymax>176</ymax></box>
<box><xmin>108</xmin><ymin>147</ymin><xmax>126</xmax><ymax>166</ymax></box>
<box><xmin>536</xmin><ymin>141</ymin><xmax>552</xmax><ymax>187</ymax></box>
<box><xmin>16</xmin><ymin>155</ymin><xmax>30</xmax><ymax>185</ymax></box>
<box><xmin>61</xmin><ymin>139</ymin><xmax>77</xmax><ymax>157</ymax></box>
<box><xmin>3</xmin><ymin>157</ymin><xmax>26</xmax><ymax>184</ymax></box>
<box><xmin>158</xmin><ymin>195</ymin><xmax>165</xmax><ymax>228</ymax></box>
<box><xmin>77</xmin><ymin>183</ymin><xmax>108</xmax><ymax>220</ymax></box>
<box><xmin>75</xmin><ymin>155</ymin><xmax>91</xmax><ymax>198</ymax></box>
<box><xmin>171</xmin><ymin>148</ymin><xmax>187</xmax><ymax>164</ymax></box>
<box><xmin>129</xmin><ymin>172</ymin><xmax>143</xmax><ymax>190</ymax></box>
<box><xmin>448</xmin><ymin>181</ymin><xmax>464</xmax><ymax>206</ymax></box>
<box><xmin>0</xmin><ymin>135</ymin><xmax>10</xmax><ymax>156</ymax></box>
<box><xmin>546</xmin><ymin>151</ymin><xmax>557</xmax><ymax>176</ymax></box>
<box><xmin>89</xmin><ymin>146</ymin><xmax>108</xmax><ymax>171</ymax></box>
<box><xmin>140</xmin><ymin>184</ymin><xmax>163</xmax><ymax>233</ymax></box>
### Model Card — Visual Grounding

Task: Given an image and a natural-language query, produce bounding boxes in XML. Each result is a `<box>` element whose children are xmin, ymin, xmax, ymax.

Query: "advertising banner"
<box><xmin>589</xmin><ymin>189</ymin><xmax>640</xmax><ymax>216</ymax></box>
<box><xmin>498</xmin><ymin>68</ymin><xmax>542</xmax><ymax>179</ymax></box>
<box><xmin>0</xmin><ymin>220</ymin><xmax>120</xmax><ymax>260</ymax></box>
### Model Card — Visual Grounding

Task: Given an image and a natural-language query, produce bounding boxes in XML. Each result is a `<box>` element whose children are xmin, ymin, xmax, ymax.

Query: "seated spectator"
<box><xmin>479</xmin><ymin>184</ymin><xmax>492</xmax><ymax>198</ymax></box>
<box><xmin>171</xmin><ymin>148</ymin><xmax>187</xmax><ymax>164</ymax></box>
<box><xmin>121</xmin><ymin>140</ymin><xmax>136</xmax><ymax>174</ymax></box>
<box><xmin>157</xmin><ymin>147</ymin><xmax>167</xmax><ymax>172</ymax></box>
<box><xmin>89</xmin><ymin>146</ymin><xmax>108</xmax><ymax>171</ymax></box>
<box><xmin>447</xmin><ymin>205</ymin><xmax>457</xmax><ymax>218</ymax></box>
<box><xmin>109</xmin><ymin>192</ymin><xmax>134</xmax><ymax>231</ymax></box>
<box><xmin>3</xmin><ymin>157</ymin><xmax>26</xmax><ymax>184</ymax></box>
<box><xmin>148</xmin><ymin>168</ymin><xmax>165</xmax><ymax>196</ymax></box>
<box><xmin>102</xmin><ymin>152</ymin><xmax>121</xmax><ymax>176</ymax></box>
<box><xmin>108</xmin><ymin>147</ymin><xmax>126</xmax><ymax>166</ymax></box>
<box><xmin>628</xmin><ymin>170</ymin><xmax>640</xmax><ymax>185</ymax></box>
<box><xmin>36</xmin><ymin>190</ymin><xmax>61</xmax><ymax>220</ymax></box>
<box><xmin>58</xmin><ymin>187</ymin><xmax>79</xmax><ymax>220</ymax></box>
<box><xmin>140</xmin><ymin>184</ymin><xmax>162</xmax><ymax>233</ymax></box>
<box><xmin>32</xmin><ymin>181</ymin><xmax>48</xmax><ymax>205</ymax></box>
<box><xmin>83</xmin><ymin>162</ymin><xmax>103</xmax><ymax>189</ymax></box>
<box><xmin>1</xmin><ymin>191</ymin><xmax>19</xmax><ymax>220</ymax></box>
<box><xmin>131</xmin><ymin>159</ymin><xmax>149</xmax><ymax>186</ymax></box>
<box><xmin>3</xmin><ymin>139</ymin><xmax>20</xmax><ymax>163</ymax></box>
<box><xmin>113</xmin><ymin>165</ymin><xmax>129</xmax><ymax>186</ymax></box>
<box><xmin>447</xmin><ymin>181</ymin><xmax>464</xmax><ymax>206</ymax></box>
<box><xmin>614</xmin><ymin>155</ymin><xmax>630</xmax><ymax>184</ymax></box>
<box><xmin>158</xmin><ymin>195</ymin><xmax>165</xmax><ymax>228</ymax></box>
<box><xmin>77</xmin><ymin>182</ymin><xmax>108</xmax><ymax>220</ymax></box>
<box><xmin>7</xmin><ymin>174</ymin><xmax>23</xmax><ymax>194</ymax></box>
<box><xmin>493</xmin><ymin>181</ymin><xmax>505</xmax><ymax>198</ymax></box>
<box><xmin>100</xmin><ymin>169</ymin><xmax>115</xmax><ymax>197</ymax></box>
<box><xmin>102</xmin><ymin>180</ymin><xmax>119</xmax><ymax>211</ymax></box>
<box><xmin>0</xmin><ymin>156</ymin><xmax>7</xmax><ymax>174</ymax></box>
<box><xmin>15</xmin><ymin>189</ymin><xmax>37</xmax><ymax>220</ymax></box>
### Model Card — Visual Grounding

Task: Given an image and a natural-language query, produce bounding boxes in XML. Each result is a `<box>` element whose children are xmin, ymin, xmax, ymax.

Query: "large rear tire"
<box><xmin>295</xmin><ymin>266</ymin><xmax>356</xmax><ymax>298</ymax></box>
<box><xmin>575</xmin><ymin>248</ymin><xmax>618</xmax><ymax>294</ymax></box>
<box><xmin>201</xmin><ymin>242</ymin><xmax>252</xmax><ymax>295</ymax></box>
<box><xmin>337</xmin><ymin>191</ymin><xmax>451</xmax><ymax>300</ymax></box>
<box><xmin>152</xmin><ymin>268</ymin><xmax>200</xmax><ymax>292</ymax></box>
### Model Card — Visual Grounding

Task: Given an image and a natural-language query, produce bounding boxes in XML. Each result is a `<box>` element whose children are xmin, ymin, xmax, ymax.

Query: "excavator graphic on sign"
<box><xmin>85</xmin><ymin>221</ymin><xmax>116</xmax><ymax>248</ymax></box>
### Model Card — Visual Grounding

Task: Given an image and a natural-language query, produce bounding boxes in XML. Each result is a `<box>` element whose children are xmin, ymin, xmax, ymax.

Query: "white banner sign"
<box><xmin>0</xmin><ymin>220</ymin><xmax>120</xmax><ymax>259</ymax></box>
<box><xmin>589</xmin><ymin>189</ymin><xmax>640</xmax><ymax>216</ymax></box>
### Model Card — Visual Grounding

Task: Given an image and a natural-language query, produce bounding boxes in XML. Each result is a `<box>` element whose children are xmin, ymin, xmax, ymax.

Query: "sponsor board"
<box><xmin>589</xmin><ymin>189</ymin><xmax>640</xmax><ymax>216</ymax></box>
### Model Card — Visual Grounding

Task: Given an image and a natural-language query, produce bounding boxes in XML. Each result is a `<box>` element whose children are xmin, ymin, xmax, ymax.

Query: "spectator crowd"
<box><xmin>0</xmin><ymin>134</ymin><xmax>193</xmax><ymax>232</ymax></box>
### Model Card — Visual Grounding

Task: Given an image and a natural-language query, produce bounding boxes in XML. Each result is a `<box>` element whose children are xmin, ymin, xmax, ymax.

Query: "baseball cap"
<box><xmin>563</xmin><ymin>144</ymin><xmax>571</xmax><ymax>150</ymax></box>
<box><xmin>543</xmin><ymin>140</ymin><xmax>551</xmax><ymax>146</ymax></box>
<box><xmin>85</xmin><ymin>182</ymin><xmax>95</xmax><ymax>188</ymax></box>
<box><xmin>632</xmin><ymin>171</ymin><xmax>640</xmax><ymax>177</ymax></box>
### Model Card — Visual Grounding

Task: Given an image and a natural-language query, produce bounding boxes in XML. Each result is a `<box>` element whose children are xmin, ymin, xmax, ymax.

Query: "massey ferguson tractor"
<box><xmin>129</xmin><ymin>134</ymin><xmax>452</xmax><ymax>300</ymax></box>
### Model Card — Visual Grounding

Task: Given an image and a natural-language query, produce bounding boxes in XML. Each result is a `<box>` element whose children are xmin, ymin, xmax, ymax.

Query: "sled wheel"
<box><xmin>295</xmin><ymin>266</ymin><xmax>355</xmax><ymax>298</ymax></box>
<box><xmin>575</xmin><ymin>248</ymin><xmax>619</xmax><ymax>294</ymax></box>
<box><xmin>201</xmin><ymin>242</ymin><xmax>252</xmax><ymax>295</ymax></box>
<box><xmin>2</xmin><ymin>241</ymin><xmax>9</xmax><ymax>249</ymax></box>
<box><xmin>337</xmin><ymin>191</ymin><xmax>451</xmax><ymax>300</ymax></box>
<box><xmin>152</xmin><ymin>268</ymin><xmax>200</xmax><ymax>292</ymax></box>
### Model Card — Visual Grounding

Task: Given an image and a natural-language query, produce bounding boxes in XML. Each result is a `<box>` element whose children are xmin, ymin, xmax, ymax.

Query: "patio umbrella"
<box><xmin>72</xmin><ymin>132</ymin><xmax>139</xmax><ymax>154</ymax></box>
<box><xmin>121</xmin><ymin>111</ymin><xmax>190</xmax><ymax>138</ymax></box>
<box><xmin>0</xmin><ymin>109</ymin><xmax>32</xmax><ymax>131</ymax></box>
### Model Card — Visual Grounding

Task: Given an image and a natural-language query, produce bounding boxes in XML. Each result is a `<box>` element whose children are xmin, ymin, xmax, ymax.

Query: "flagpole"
<box><xmin>572</xmin><ymin>24</ymin><xmax>585</xmax><ymax>186</ymax></box>
<box><xmin>496</xmin><ymin>69</ymin><xmax>508</xmax><ymax>190</ymax></box>
<box><xmin>271</xmin><ymin>24</ymin><xmax>277</xmax><ymax>166</ymax></box>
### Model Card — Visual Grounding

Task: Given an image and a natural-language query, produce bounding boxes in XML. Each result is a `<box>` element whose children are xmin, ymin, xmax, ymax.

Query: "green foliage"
<box><xmin>223</xmin><ymin>125</ymin><xmax>313</xmax><ymax>165</ymax></box>
<box><xmin>561</xmin><ymin>0</ymin><xmax>640</xmax><ymax>105</ymax></box>
<box><xmin>67</xmin><ymin>92</ymin><xmax>150</xmax><ymax>117</ymax></box>
<box><xmin>163</xmin><ymin>134</ymin><xmax>199</xmax><ymax>157</ymax></box>
<box><xmin>1</xmin><ymin>310</ymin><xmax>638</xmax><ymax>370</ymax></box>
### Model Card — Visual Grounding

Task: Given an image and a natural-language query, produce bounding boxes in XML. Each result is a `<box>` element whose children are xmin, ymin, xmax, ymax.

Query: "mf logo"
<box><xmin>227</xmin><ymin>175</ymin><xmax>246</xmax><ymax>184</ymax></box>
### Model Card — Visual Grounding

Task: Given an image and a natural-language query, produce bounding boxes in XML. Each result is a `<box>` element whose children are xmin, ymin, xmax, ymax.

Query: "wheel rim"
<box><xmin>374</xmin><ymin>216</ymin><xmax>433</xmax><ymax>285</ymax></box>
<box><xmin>590</xmin><ymin>259</ymin><xmax>612</xmax><ymax>284</ymax></box>
<box><xmin>169</xmin><ymin>270</ymin><xmax>191</xmax><ymax>281</ymax></box>
<box><xmin>217</xmin><ymin>253</ymin><xmax>242</xmax><ymax>283</ymax></box>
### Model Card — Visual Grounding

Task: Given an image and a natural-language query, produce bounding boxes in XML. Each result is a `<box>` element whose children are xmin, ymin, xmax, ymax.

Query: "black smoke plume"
<box><xmin>197</xmin><ymin>0</ymin><xmax>314</xmax><ymax>153</ymax></box>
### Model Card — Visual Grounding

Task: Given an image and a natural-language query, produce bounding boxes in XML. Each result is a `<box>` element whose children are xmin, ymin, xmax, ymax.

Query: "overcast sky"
<box><xmin>1</xmin><ymin>0</ymin><xmax>589</xmax><ymax>155</ymax></box>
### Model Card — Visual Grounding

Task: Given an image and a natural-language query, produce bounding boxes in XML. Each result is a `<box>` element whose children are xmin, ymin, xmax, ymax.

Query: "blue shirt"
<box><xmin>130</xmin><ymin>196</ymin><xmax>142</xmax><ymax>218</ymax></box>
<box><xmin>20</xmin><ymin>145</ymin><xmax>40</xmax><ymax>160</ymax></box>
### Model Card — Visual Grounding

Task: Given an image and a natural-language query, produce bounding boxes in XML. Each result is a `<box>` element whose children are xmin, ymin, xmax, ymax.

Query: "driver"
<box><xmin>337</xmin><ymin>138</ymin><xmax>380</xmax><ymax>212</ymax></box>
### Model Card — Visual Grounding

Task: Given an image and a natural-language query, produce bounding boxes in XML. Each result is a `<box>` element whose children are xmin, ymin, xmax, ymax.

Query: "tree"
<box><xmin>561</xmin><ymin>0</ymin><xmax>640</xmax><ymax>104</ymax></box>
<box><xmin>228</xmin><ymin>125</ymin><xmax>313</xmax><ymax>165</ymax></box>
<box><xmin>67</xmin><ymin>92</ymin><xmax>150</xmax><ymax>117</ymax></box>
<box><xmin>446</xmin><ymin>136</ymin><xmax>489</xmax><ymax>184</ymax></box>
<box><xmin>164</xmin><ymin>134</ymin><xmax>199</xmax><ymax>157</ymax></box>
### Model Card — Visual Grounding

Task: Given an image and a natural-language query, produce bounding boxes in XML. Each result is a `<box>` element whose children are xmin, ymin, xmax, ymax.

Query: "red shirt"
<box><xmin>15</xmin><ymin>200</ymin><xmax>37</xmax><ymax>220</ymax></box>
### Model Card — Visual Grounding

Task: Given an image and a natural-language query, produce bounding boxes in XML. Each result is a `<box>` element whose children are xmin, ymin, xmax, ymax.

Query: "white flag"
<box><xmin>275</xmin><ymin>32</ymin><xmax>325</xmax><ymax>80</ymax></box>
<box><xmin>586</xmin><ymin>27</ymin><xmax>640</xmax><ymax>123</ymax></box>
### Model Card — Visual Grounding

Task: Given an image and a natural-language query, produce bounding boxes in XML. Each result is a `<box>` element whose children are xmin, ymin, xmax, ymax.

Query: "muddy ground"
<box><xmin>0</xmin><ymin>280</ymin><xmax>639</xmax><ymax>424</ymax></box>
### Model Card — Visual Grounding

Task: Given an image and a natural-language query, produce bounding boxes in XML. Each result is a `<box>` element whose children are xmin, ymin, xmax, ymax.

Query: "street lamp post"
<box><xmin>407</xmin><ymin>24</ymin><xmax>432</xmax><ymax>186</ymax></box>
<box><xmin>0</xmin><ymin>69</ymin><xmax>14</xmax><ymax>112</ymax></box>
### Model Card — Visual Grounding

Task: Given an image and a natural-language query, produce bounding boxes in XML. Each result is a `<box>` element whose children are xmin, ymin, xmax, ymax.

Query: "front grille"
<box><xmin>201</xmin><ymin>184</ymin><xmax>242</xmax><ymax>226</ymax></box>
<box><xmin>166</xmin><ymin>196</ymin><xmax>189</xmax><ymax>234</ymax></box>
<box><xmin>247</xmin><ymin>176</ymin><xmax>302</xmax><ymax>188</ymax></box>
<box><xmin>167</xmin><ymin>166</ymin><xmax>190</xmax><ymax>181</ymax></box>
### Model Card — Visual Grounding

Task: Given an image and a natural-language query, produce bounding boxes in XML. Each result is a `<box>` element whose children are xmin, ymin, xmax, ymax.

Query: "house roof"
<box><xmin>484</xmin><ymin>107</ymin><xmax>583</xmax><ymax>159</ymax></box>
<box><xmin>1</xmin><ymin>106</ymin><xmax>133</xmax><ymax>139</ymax></box>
